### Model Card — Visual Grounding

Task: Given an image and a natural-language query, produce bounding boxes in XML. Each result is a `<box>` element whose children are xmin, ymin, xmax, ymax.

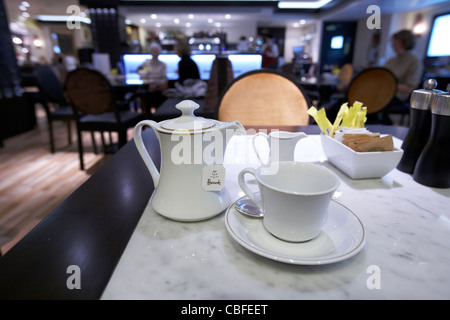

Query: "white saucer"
<box><xmin>225</xmin><ymin>197</ymin><xmax>366</xmax><ymax>265</ymax></box>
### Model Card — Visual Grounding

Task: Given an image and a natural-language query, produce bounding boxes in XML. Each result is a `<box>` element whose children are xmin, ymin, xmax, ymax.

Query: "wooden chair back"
<box><xmin>218</xmin><ymin>69</ymin><xmax>310</xmax><ymax>126</ymax></box>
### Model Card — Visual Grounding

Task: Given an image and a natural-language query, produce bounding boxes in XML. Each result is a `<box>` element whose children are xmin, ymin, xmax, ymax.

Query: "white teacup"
<box><xmin>238</xmin><ymin>162</ymin><xmax>340</xmax><ymax>242</ymax></box>
<box><xmin>252</xmin><ymin>131</ymin><xmax>307</xmax><ymax>165</ymax></box>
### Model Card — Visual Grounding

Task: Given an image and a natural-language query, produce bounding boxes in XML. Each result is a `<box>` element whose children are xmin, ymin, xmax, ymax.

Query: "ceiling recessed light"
<box><xmin>186</xmin><ymin>22</ymin><xmax>191</xmax><ymax>27</ymax></box>
<box><xmin>174</xmin><ymin>18</ymin><xmax>180</xmax><ymax>24</ymax></box>
<box><xmin>140</xmin><ymin>18</ymin><xmax>146</xmax><ymax>24</ymax></box>
<box><xmin>278</xmin><ymin>0</ymin><xmax>332</xmax><ymax>9</ymax></box>
<box><xmin>156</xmin><ymin>22</ymin><xmax>161</xmax><ymax>27</ymax></box>
<box><xmin>188</xmin><ymin>14</ymin><xmax>194</xmax><ymax>19</ymax></box>
<box><xmin>151</xmin><ymin>14</ymin><xmax>157</xmax><ymax>19</ymax></box>
<box><xmin>207</xmin><ymin>18</ymin><xmax>213</xmax><ymax>23</ymax></box>
<box><xmin>215</xmin><ymin>22</ymin><xmax>221</xmax><ymax>27</ymax></box>
<box><xmin>225</xmin><ymin>14</ymin><xmax>231</xmax><ymax>19</ymax></box>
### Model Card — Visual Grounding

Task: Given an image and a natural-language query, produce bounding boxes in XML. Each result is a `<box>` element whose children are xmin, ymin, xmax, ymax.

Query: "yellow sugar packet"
<box><xmin>330</xmin><ymin>103</ymin><xmax>348</xmax><ymax>137</ymax></box>
<box><xmin>317</xmin><ymin>107</ymin><xmax>333</xmax><ymax>134</ymax></box>
<box><xmin>307</xmin><ymin>107</ymin><xmax>332</xmax><ymax>134</ymax></box>
<box><xmin>341</xmin><ymin>101</ymin><xmax>361</xmax><ymax>127</ymax></box>
<box><xmin>355</xmin><ymin>107</ymin><xmax>367</xmax><ymax>128</ymax></box>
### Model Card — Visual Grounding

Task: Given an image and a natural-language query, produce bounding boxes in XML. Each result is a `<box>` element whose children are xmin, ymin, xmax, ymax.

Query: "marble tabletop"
<box><xmin>101</xmin><ymin>134</ymin><xmax>450</xmax><ymax>300</ymax></box>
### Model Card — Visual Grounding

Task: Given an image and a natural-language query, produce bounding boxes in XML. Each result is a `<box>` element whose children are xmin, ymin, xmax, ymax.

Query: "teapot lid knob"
<box><xmin>159</xmin><ymin>99</ymin><xmax>216</xmax><ymax>132</ymax></box>
<box><xmin>176</xmin><ymin>100</ymin><xmax>199</xmax><ymax>116</ymax></box>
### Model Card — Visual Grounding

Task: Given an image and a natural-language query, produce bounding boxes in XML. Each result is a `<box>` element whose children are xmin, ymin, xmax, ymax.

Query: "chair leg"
<box><xmin>100</xmin><ymin>132</ymin><xmax>107</xmax><ymax>153</ymax></box>
<box><xmin>91</xmin><ymin>132</ymin><xmax>98</xmax><ymax>154</ymax></box>
<box><xmin>48</xmin><ymin>120</ymin><xmax>55</xmax><ymax>153</ymax></box>
<box><xmin>76</xmin><ymin>128</ymin><xmax>84</xmax><ymax>170</ymax></box>
<box><xmin>67</xmin><ymin>121</ymin><xmax>72</xmax><ymax>145</ymax></box>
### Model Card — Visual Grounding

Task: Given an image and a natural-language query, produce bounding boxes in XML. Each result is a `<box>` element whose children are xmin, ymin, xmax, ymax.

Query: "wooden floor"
<box><xmin>0</xmin><ymin>105</ymin><xmax>120</xmax><ymax>255</ymax></box>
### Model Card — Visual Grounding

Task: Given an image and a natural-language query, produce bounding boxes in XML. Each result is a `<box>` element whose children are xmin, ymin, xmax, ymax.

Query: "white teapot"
<box><xmin>133</xmin><ymin>100</ymin><xmax>245</xmax><ymax>221</ymax></box>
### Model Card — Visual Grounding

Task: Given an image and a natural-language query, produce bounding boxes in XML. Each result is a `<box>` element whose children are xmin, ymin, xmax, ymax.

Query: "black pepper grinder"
<box><xmin>397</xmin><ymin>79</ymin><xmax>443</xmax><ymax>173</ymax></box>
<box><xmin>413</xmin><ymin>84</ymin><xmax>450</xmax><ymax>188</ymax></box>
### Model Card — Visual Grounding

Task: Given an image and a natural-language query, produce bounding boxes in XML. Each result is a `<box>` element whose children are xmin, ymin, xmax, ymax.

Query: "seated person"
<box><xmin>384</xmin><ymin>29</ymin><xmax>421</xmax><ymax>103</ymax></box>
<box><xmin>175</xmin><ymin>39</ymin><xmax>200</xmax><ymax>83</ymax></box>
<box><xmin>137</xmin><ymin>42</ymin><xmax>168</xmax><ymax>91</ymax></box>
<box><xmin>383</xmin><ymin>29</ymin><xmax>421</xmax><ymax>124</ymax></box>
<box><xmin>137</xmin><ymin>42</ymin><xmax>168</xmax><ymax>114</ymax></box>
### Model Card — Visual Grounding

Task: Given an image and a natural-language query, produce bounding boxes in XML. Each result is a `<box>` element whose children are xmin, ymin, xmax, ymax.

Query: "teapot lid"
<box><xmin>160</xmin><ymin>100</ymin><xmax>216</xmax><ymax>132</ymax></box>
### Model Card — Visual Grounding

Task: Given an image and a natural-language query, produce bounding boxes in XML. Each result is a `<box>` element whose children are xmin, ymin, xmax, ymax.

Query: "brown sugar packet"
<box><xmin>342</xmin><ymin>133</ymin><xmax>380</xmax><ymax>143</ymax></box>
<box><xmin>343</xmin><ymin>134</ymin><xmax>394</xmax><ymax>152</ymax></box>
<box><xmin>342</xmin><ymin>133</ymin><xmax>380</xmax><ymax>148</ymax></box>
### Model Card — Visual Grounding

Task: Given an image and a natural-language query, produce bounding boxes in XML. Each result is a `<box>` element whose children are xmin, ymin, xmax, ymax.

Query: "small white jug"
<box><xmin>252</xmin><ymin>131</ymin><xmax>307</xmax><ymax>165</ymax></box>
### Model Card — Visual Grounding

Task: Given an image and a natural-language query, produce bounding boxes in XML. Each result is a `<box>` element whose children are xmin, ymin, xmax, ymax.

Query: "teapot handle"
<box><xmin>133</xmin><ymin>120</ymin><xmax>160</xmax><ymax>188</ymax></box>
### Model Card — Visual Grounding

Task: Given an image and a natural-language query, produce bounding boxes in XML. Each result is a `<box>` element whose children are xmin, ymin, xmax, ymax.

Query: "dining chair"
<box><xmin>346</xmin><ymin>67</ymin><xmax>397</xmax><ymax>115</ymax></box>
<box><xmin>65</xmin><ymin>68</ymin><xmax>145</xmax><ymax>170</ymax></box>
<box><xmin>217</xmin><ymin>69</ymin><xmax>311</xmax><ymax>126</ymax></box>
<box><xmin>34</xmin><ymin>64</ymin><xmax>79</xmax><ymax>153</ymax></box>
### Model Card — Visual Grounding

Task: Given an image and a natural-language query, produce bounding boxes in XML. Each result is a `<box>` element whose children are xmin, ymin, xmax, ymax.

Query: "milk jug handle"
<box><xmin>252</xmin><ymin>132</ymin><xmax>269</xmax><ymax>166</ymax></box>
<box><xmin>133</xmin><ymin>120</ymin><xmax>160</xmax><ymax>188</ymax></box>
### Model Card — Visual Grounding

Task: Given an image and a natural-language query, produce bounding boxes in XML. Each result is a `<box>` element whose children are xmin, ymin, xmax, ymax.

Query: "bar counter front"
<box><xmin>0</xmin><ymin>125</ymin><xmax>449</xmax><ymax>300</ymax></box>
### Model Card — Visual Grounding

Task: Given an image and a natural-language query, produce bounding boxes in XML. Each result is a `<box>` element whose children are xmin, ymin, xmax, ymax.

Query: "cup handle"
<box><xmin>238</xmin><ymin>168</ymin><xmax>263</xmax><ymax>209</ymax></box>
<box><xmin>252</xmin><ymin>132</ymin><xmax>269</xmax><ymax>166</ymax></box>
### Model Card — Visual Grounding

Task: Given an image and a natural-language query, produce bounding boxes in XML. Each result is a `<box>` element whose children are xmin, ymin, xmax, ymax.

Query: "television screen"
<box><xmin>330</xmin><ymin>36</ymin><xmax>344</xmax><ymax>50</ymax></box>
<box><xmin>427</xmin><ymin>12</ymin><xmax>450</xmax><ymax>57</ymax></box>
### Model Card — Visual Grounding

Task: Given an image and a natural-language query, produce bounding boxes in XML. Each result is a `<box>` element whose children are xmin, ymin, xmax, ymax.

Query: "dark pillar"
<box><xmin>0</xmin><ymin>0</ymin><xmax>36</xmax><ymax>144</ymax></box>
<box><xmin>81</xmin><ymin>0</ymin><xmax>122</xmax><ymax>68</ymax></box>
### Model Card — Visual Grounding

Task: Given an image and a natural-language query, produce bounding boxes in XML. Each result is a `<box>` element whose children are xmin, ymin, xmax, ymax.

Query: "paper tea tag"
<box><xmin>202</xmin><ymin>165</ymin><xmax>226</xmax><ymax>191</ymax></box>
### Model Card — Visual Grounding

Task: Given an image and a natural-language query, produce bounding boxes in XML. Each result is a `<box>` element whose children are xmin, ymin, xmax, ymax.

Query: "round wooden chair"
<box><xmin>217</xmin><ymin>69</ymin><xmax>311</xmax><ymax>126</ymax></box>
<box><xmin>346</xmin><ymin>67</ymin><xmax>397</xmax><ymax>114</ymax></box>
<box><xmin>65</xmin><ymin>68</ymin><xmax>145</xmax><ymax>170</ymax></box>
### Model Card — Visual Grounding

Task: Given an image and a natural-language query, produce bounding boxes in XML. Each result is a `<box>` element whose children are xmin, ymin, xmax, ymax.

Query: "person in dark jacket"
<box><xmin>175</xmin><ymin>39</ymin><xmax>200</xmax><ymax>83</ymax></box>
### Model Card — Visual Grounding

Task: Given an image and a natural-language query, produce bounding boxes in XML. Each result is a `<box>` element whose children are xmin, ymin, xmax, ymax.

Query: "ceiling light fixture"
<box><xmin>278</xmin><ymin>0</ymin><xmax>332</xmax><ymax>9</ymax></box>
